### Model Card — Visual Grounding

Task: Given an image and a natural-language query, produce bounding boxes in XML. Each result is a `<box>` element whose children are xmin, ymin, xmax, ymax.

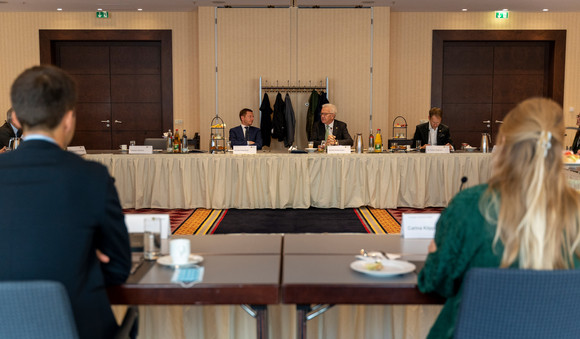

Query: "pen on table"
<box><xmin>130</xmin><ymin>258</ymin><xmax>145</xmax><ymax>275</ymax></box>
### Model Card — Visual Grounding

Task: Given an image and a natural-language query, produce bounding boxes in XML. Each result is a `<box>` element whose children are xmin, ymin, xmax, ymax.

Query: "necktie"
<box><xmin>325</xmin><ymin>125</ymin><xmax>330</xmax><ymax>141</ymax></box>
<box><xmin>244</xmin><ymin>127</ymin><xmax>249</xmax><ymax>142</ymax></box>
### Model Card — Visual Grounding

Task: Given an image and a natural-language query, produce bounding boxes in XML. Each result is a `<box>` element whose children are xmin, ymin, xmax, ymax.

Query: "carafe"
<box><xmin>481</xmin><ymin>133</ymin><xmax>491</xmax><ymax>153</ymax></box>
<box><xmin>355</xmin><ymin>133</ymin><xmax>363</xmax><ymax>153</ymax></box>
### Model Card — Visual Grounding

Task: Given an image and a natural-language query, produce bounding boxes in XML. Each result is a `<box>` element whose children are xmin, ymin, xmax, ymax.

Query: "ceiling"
<box><xmin>1</xmin><ymin>0</ymin><xmax>579</xmax><ymax>13</ymax></box>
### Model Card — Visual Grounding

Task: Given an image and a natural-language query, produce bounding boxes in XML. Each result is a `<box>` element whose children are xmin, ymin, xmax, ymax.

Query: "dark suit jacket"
<box><xmin>229</xmin><ymin>125</ymin><xmax>263</xmax><ymax>150</ymax></box>
<box><xmin>309</xmin><ymin>119</ymin><xmax>353</xmax><ymax>147</ymax></box>
<box><xmin>573</xmin><ymin>130</ymin><xmax>580</xmax><ymax>154</ymax></box>
<box><xmin>413</xmin><ymin>122</ymin><xmax>453</xmax><ymax>147</ymax></box>
<box><xmin>0</xmin><ymin>121</ymin><xmax>21</xmax><ymax>148</ymax></box>
<box><xmin>0</xmin><ymin>140</ymin><xmax>131</xmax><ymax>339</ymax></box>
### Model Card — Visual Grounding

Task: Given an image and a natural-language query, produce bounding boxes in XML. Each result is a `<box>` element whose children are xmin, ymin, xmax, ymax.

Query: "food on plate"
<box><xmin>365</xmin><ymin>261</ymin><xmax>384</xmax><ymax>271</ymax></box>
<box><xmin>563</xmin><ymin>151</ymin><xmax>580</xmax><ymax>163</ymax></box>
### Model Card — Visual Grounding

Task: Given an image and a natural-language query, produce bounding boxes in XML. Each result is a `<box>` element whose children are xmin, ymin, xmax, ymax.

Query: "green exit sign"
<box><xmin>96</xmin><ymin>11</ymin><xmax>109</xmax><ymax>19</ymax></box>
<box><xmin>495</xmin><ymin>11</ymin><xmax>509</xmax><ymax>19</ymax></box>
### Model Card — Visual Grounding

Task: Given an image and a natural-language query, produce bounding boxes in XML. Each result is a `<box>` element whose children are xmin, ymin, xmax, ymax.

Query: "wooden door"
<box><xmin>39</xmin><ymin>30</ymin><xmax>173</xmax><ymax>150</ymax></box>
<box><xmin>432</xmin><ymin>30</ymin><xmax>565</xmax><ymax>149</ymax></box>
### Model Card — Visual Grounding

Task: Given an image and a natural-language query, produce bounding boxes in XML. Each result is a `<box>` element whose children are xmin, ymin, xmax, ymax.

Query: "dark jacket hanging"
<box><xmin>272</xmin><ymin>92</ymin><xmax>286</xmax><ymax>141</ymax></box>
<box><xmin>314</xmin><ymin>91</ymin><xmax>329</xmax><ymax>124</ymax></box>
<box><xmin>305</xmin><ymin>90</ymin><xmax>319</xmax><ymax>138</ymax></box>
<box><xmin>259</xmin><ymin>93</ymin><xmax>273</xmax><ymax>147</ymax></box>
<box><xmin>284</xmin><ymin>93</ymin><xmax>296</xmax><ymax>147</ymax></box>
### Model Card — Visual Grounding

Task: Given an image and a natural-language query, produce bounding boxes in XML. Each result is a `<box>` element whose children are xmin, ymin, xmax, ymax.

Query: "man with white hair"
<box><xmin>309</xmin><ymin>103</ymin><xmax>353</xmax><ymax>147</ymax></box>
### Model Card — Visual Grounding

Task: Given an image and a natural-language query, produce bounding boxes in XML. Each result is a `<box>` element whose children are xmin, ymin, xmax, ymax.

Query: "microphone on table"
<box><xmin>459</xmin><ymin>176</ymin><xmax>468</xmax><ymax>191</ymax></box>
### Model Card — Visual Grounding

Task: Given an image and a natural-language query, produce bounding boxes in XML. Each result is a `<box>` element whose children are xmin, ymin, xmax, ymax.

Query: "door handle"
<box><xmin>100</xmin><ymin>120</ymin><xmax>110</xmax><ymax>123</ymax></box>
<box><xmin>495</xmin><ymin>120</ymin><xmax>503</xmax><ymax>124</ymax></box>
<box><xmin>114</xmin><ymin>120</ymin><xmax>123</xmax><ymax>124</ymax></box>
<box><xmin>482</xmin><ymin>120</ymin><xmax>491</xmax><ymax>124</ymax></box>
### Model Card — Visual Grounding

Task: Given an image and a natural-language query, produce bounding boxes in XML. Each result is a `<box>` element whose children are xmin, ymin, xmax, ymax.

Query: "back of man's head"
<box><xmin>10</xmin><ymin>65</ymin><xmax>77</xmax><ymax>131</ymax></box>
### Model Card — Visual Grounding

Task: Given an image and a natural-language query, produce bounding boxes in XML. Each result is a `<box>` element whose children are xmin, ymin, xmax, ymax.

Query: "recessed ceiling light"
<box><xmin>97</xmin><ymin>8</ymin><xmax>102</xmax><ymax>11</ymax></box>
<box><xmin>57</xmin><ymin>8</ymin><xmax>62</xmax><ymax>11</ymax></box>
<box><xmin>542</xmin><ymin>8</ymin><xmax>549</xmax><ymax>12</ymax></box>
<box><xmin>462</xmin><ymin>8</ymin><xmax>467</xmax><ymax>12</ymax></box>
<box><xmin>502</xmin><ymin>8</ymin><xmax>508</xmax><ymax>11</ymax></box>
<box><xmin>137</xmin><ymin>8</ymin><xmax>143</xmax><ymax>11</ymax></box>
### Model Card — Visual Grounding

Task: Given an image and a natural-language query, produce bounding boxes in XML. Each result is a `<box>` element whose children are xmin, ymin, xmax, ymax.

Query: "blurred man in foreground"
<box><xmin>0</xmin><ymin>65</ymin><xmax>131</xmax><ymax>339</ymax></box>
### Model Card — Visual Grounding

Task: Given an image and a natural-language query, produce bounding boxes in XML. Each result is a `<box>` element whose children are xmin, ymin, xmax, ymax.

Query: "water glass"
<box><xmin>143</xmin><ymin>217</ymin><xmax>161</xmax><ymax>260</ymax></box>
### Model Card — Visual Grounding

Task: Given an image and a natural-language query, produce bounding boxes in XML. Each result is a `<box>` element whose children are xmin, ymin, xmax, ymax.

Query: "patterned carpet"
<box><xmin>124</xmin><ymin>206</ymin><xmax>444</xmax><ymax>235</ymax></box>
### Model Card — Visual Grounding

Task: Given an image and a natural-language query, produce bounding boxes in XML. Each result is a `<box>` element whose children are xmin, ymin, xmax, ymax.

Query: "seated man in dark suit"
<box><xmin>413</xmin><ymin>107</ymin><xmax>453</xmax><ymax>149</ymax></box>
<box><xmin>0</xmin><ymin>65</ymin><xmax>131</xmax><ymax>339</ymax></box>
<box><xmin>0</xmin><ymin>107</ymin><xmax>22</xmax><ymax>151</ymax></box>
<box><xmin>309</xmin><ymin>103</ymin><xmax>353</xmax><ymax>147</ymax></box>
<box><xmin>229</xmin><ymin>108</ymin><xmax>263</xmax><ymax>150</ymax></box>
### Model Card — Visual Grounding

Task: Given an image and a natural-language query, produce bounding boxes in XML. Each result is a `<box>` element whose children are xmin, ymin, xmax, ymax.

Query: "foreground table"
<box><xmin>282</xmin><ymin>234</ymin><xmax>445</xmax><ymax>339</ymax></box>
<box><xmin>87</xmin><ymin>151</ymin><xmax>492</xmax><ymax>209</ymax></box>
<box><xmin>108</xmin><ymin>235</ymin><xmax>283</xmax><ymax>339</ymax></box>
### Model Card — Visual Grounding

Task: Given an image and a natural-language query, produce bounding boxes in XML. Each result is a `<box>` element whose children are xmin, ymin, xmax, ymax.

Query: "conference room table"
<box><xmin>86</xmin><ymin>150</ymin><xmax>492</xmax><ymax>210</ymax></box>
<box><xmin>107</xmin><ymin>234</ymin><xmax>282</xmax><ymax>339</ymax></box>
<box><xmin>282</xmin><ymin>234</ymin><xmax>444</xmax><ymax>339</ymax></box>
<box><xmin>108</xmin><ymin>233</ymin><xmax>443</xmax><ymax>339</ymax></box>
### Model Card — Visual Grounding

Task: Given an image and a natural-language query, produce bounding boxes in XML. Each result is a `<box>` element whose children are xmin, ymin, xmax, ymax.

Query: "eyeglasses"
<box><xmin>321</xmin><ymin>113</ymin><xmax>334</xmax><ymax>116</ymax></box>
<box><xmin>576</xmin><ymin>115</ymin><xmax>580</xmax><ymax>119</ymax></box>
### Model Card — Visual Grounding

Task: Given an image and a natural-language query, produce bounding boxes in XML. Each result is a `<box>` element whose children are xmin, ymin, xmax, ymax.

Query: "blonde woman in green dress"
<box><xmin>418</xmin><ymin>97</ymin><xmax>580</xmax><ymax>339</ymax></box>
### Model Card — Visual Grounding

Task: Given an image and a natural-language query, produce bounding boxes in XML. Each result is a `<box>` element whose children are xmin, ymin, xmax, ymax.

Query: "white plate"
<box><xmin>157</xmin><ymin>254</ymin><xmax>204</xmax><ymax>267</ymax></box>
<box><xmin>305</xmin><ymin>148</ymin><xmax>317</xmax><ymax>152</ymax></box>
<box><xmin>350</xmin><ymin>259</ymin><xmax>416</xmax><ymax>277</ymax></box>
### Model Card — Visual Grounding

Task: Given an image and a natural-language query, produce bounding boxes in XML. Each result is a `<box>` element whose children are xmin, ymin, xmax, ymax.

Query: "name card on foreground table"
<box><xmin>129</xmin><ymin>145</ymin><xmax>153</xmax><ymax>154</ymax></box>
<box><xmin>124</xmin><ymin>214</ymin><xmax>170</xmax><ymax>239</ymax></box>
<box><xmin>425</xmin><ymin>145</ymin><xmax>450</xmax><ymax>154</ymax></box>
<box><xmin>67</xmin><ymin>146</ymin><xmax>86</xmax><ymax>155</ymax></box>
<box><xmin>233</xmin><ymin>145</ymin><xmax>257</xmax><ymax>154</ymax></box>
<box><xmin>402</xmin><ymin>213</ymin><xmax>440</xmax><ymax>238</ymax></box>
<box><xmin>326</xmin><ymin>145</ymin><xmax>351</xmax><ymax>154</ymax></box>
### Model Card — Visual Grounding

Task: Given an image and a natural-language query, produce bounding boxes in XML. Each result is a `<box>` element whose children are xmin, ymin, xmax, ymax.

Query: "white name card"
<box><xmin>129</xmin><ymin>145</ymin><xmax>153</xmax><ymax>154</ymax></box>
<box><xmin>402</xmin><ymin>213</ymin><xmax>440</xmax><ymax>238</ymax></box>
<box><xmin>426</xmin><ymin>145</ymin><xmax>450</xmax><ymax>154</ymax></box>
<box><xmin>233</xmin><ymin>145</ymin><xmax>257</xmax><ymax>154</ymax></box>
<box><xmin>326</xmin><ymin>145</ymin><xmax>351</xmax><ymax>154</ymax></box>
<box><xmin>67</xmin><ymin>146</ymin><xmax>87</xmax><ymax>155</ymax></box>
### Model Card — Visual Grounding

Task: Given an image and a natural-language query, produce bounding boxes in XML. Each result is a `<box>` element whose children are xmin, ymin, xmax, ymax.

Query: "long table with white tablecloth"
<box><xmin>86</xmin><ymin>151</ymin><xmax>493</xmax><ymax>209</ymax></box>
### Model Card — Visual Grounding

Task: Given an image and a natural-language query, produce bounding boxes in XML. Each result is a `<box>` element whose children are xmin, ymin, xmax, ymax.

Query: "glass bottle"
<box><xmin>368</xmin><ymin>129</ymin><xmax>374</xmax><ymax>152</ymax></box>
<box><xmin>374</xmin><ymin>128</ymin><xmax>383</xmax><ymax>152</ymax></box>
<box><xmin>173</xmin><ymin>129</ymin><xmax>181</xmax><ymax>153</ymax></box>
<box><xmin>181</xmin><ymin>129</ymin><xmax>188</xmax><ymax>153</ymax></box>
<box><xmin>166</xmin><ymin>129</ymin><xmax>173</xmax><ymax>153</ymax></box>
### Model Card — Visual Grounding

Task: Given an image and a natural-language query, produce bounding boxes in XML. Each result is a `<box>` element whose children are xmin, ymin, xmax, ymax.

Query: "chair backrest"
<box><xmin>144</xmin><ymin>138</ymin><xmax>167</xmax><ymax>150</ymax></box>
<box><xmin>454</xmin><ymin>268</ymin><xmax>580</xmax><ymax>339</ymax></box>
<box><xmin>0</xmin><ymin>280</ymin><xmax>79</xmax><ymax>339</ymax></box>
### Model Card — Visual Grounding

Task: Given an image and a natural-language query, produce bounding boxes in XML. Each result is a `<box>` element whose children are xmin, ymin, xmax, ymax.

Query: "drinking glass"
<box><xmin>144</xmin><ymin>217</ymin><xmax>161</xmax><ymax>260</ymax></box>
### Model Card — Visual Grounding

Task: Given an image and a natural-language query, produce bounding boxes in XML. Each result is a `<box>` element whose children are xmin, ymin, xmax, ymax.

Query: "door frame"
<box><xmin>431</xmin><ymin>30</ymin><xmax>566</xmax><ymax>107</ymax></box>
<box><xmin>39</xmin><ymin>29</ymin><xmax>173</xmax><ymax>132</ymax></box>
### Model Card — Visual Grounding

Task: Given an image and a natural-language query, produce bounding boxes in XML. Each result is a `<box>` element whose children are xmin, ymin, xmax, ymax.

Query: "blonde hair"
<box><xmin>481</xmin><ymin>97</ymin><xmax>580</xmax><ymax>269</ymax></box>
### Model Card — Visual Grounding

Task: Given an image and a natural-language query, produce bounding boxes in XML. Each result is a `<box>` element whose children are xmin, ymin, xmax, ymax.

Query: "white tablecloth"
<box><xmin>86</xmin><ymin>152</ymin><xmax>493</xmax><ymax>209</ymax></box>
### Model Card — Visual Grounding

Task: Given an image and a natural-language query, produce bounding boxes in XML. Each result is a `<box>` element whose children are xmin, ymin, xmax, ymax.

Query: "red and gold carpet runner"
<box><xmin>124</xmin><ymin>207</ymin><xmax>444</xmax><ymax>235</ymax></box>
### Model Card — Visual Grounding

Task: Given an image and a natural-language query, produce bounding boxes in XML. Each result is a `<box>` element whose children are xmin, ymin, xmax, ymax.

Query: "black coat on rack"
<box><xmin>272</xmin><ymin>92</ymin><xmax>286</xmax><ymax>141</ymax></box>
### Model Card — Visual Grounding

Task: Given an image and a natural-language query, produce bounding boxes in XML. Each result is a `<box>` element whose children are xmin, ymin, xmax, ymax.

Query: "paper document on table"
<box><xmin>402</xmin><ymin>213</ymin><xmax>440</xmax><ymax>238</ymax></box>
